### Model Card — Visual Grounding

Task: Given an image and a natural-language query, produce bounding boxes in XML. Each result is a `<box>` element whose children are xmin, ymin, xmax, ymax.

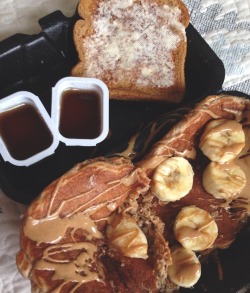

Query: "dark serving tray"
<box><xmin>0</xmin><ymin>10</ymin><xmax>225</xmax><ymax>205</ymax></box>
<box><xmin>0</xmin><ymin>9</ymin><xmax>249</xmax><ymax>293</ymax></box>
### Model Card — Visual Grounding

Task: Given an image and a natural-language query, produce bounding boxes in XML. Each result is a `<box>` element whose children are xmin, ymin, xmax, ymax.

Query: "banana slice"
<box><xmin>202</xmin><ymin>161</ymin><xmax>246</xmax><ymax>200</ymax></box>
<box><xmin>174</xmin><ymin>206</ymin><xmax>218</xmax><ymax>251</ymax></box>
<box><xmin>168</xmin><ymin>245</ymin><xmax>201</xmax><ymax>288</ymax></box>
<box><xmin>106</xmin><ymin>214</ymin><xmax>148</xmax><ymax>259</ymax></box>
<box><xmin>199</xmin><ymin>119</ymin><xmax>245</xmax><ymax>163</ymax></box>
<box><xmin>151</xmin><ymin>157</ymin><xmax>194</xmax><ymax>202</ymax></box>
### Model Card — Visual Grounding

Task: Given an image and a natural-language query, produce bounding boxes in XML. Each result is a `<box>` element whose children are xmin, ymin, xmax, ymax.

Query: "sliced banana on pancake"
<box><xmin>168</xmin><ymin>245</ymin><xmax>201</xmax><ymax>288</ymax></box>
<box><xmin>106</xmin><ymin>214</ymin><xmax>148</xmax><ymax>259</ymax></box>
<box><xmin>151</xmin><ymin>157</ymin><xmax>194</xmax><ymax>202</ymax></box>
<box><xmin>199</xmin><ymin>119</ymin><xmax>245</xmax><ymax>163</ymax></box>
<box><xmin>202</xmin><ymin>161</ymin><xmax>246</xmax><ymax>200</ymax></box>
<box><xmin>174</xmin><ymin>206</ymin><xmax>218</xmax><ymax>251</ymax></box>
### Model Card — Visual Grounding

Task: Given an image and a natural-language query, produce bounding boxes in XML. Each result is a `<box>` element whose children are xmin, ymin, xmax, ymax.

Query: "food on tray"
<box><xmin>173</xmin><ymin>206</ymin><xmax>218</xmax><ymax>251</ymax></box>
<box><xmin>17</xmin><ymin>157</ymin><xmax>171</xmax><ymax>292</ymax></box>
<box><xmin>168</xmin><ymin>245</ymin><xmax>201</xmax><ymax>288</ymax></box>
<box><xmin>16</xmin><ymin>94</ymin><xmax>250</xmax><ymax>292</ymax></box>
<box><xmin>72</xmin><ymin>0</ymin><xmax>190</xmax><ymax>103</ymax></box>
<box><xmin>202</xmin><ymin>161</ymin><xmax>246</xmax><ymax>200</ymax></box>
<box><xmin>151</xmin><ymin>156</ymin><xmax>194</xmax><ymax>201</ymax></box>
<box><xmin>199</xmin><ymin>118</ymin><xmax>245</xmax><ymax>163</ymax></box>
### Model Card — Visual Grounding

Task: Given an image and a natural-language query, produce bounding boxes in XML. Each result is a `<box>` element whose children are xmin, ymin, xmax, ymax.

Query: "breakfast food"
<box><xmin>17</xmin><ymin>94</ymin><xmax>250</xmax><ymax>292</ymax></box>
<box><xmin>151</xmin><ymin>156</ymin><xmax>194</xmax><ymax>201</ymax></box>
<box><xmin>168</xmin><ymin>245</ymin><xmax>201</xmax><ymax>288</ymax></box>
<box><xmin>173</xmin><ymin>206</ymin><xmax>218</xmax><ymax>251</ymax></box>
<box><xmin>138</xmin><ymin>94</ymin><xmax>250</xmax><ymax>246</ymax></box>
<box><xmin>199</xmin><ymin>118</ymin><xmax>245</xmax><ymax>163</ymax></box>
<box><xmin>16</xmin><ymin>156</ymin><xmax>175</xmax><ymax>292</ymax></box>
<box><xmin>106</xmin><ymin>213</ymin><xmax>148</xmax><ymax>259</ymax></box>
<box><xmin>72</xmin><ymin>0</ymin><xmax>190</xmax><ymax>102</ymax></box>
<box><xmin>202</xmin><ymin>161</ymin><xmax>246</xmax><ymax>200</ymax></box>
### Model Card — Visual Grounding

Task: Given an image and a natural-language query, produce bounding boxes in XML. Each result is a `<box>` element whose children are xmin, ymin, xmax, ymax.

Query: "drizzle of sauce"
<box><xmin>107</xmin><ymin>214</ymin><xmax>148</xmax><ymax>259</ymax></box>
<box><xmin>23</xmin><ymin>170</ymin><xmax>106</xmax><ymax>290</ymax></box>
<box><xmin>24</xmin><ymin>212</ymin><xmax>102</xmax><ymax>244</ymax></box>
<box><xmin>176</xmin><ymin>217</ymin><xmax>215</xmax><ymax>244</ymax></box>
<box><xmin>34</xmin><ymin>242</ymin><xmax>101</xmax><ymax>287</ymax></box>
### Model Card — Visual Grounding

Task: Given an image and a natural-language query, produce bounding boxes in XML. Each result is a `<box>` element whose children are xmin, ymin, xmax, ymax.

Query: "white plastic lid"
<box><xmin>51</xmin><ymin>77</ymin><xmax>109</xmax><ymax>146</ymax></box>
<box><xmin>0</xmin><ymin>91</ymin><xmax>59</xmax><ymax>166</ymax></box>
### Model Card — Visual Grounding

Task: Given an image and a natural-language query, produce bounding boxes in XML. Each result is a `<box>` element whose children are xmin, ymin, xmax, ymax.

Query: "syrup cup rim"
<box><xmin>0</xmin><ymin>91</ymin><xmax>59</xmax><ymax>166</ymax></box>
<box><xmin>51</xmin><ymin>77</ymin><xmax>109</xmax><ymax>146</ymax></box>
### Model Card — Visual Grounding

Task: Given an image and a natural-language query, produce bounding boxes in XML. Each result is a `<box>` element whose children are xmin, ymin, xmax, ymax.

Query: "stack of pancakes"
<box><xmin>17</xmin><ymin>94</ymin><xmax>250</xmax><ymax>292</ymax></box>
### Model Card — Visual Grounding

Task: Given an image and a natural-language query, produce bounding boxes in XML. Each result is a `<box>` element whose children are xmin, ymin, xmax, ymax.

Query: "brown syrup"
<box><xmin>59</xmin><ymin>88</ymin><xmax>101</xmax><ymax>139</ymax></box>
<box><xmin>0</xmin><ymin>103</ymin><xmax>53</xmax><ymax>160</ymax></box>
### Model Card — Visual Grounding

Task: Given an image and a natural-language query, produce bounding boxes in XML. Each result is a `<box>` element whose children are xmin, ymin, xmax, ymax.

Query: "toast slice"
<box><xmin>72</xmin><ymin>0</ymin><xmax>190</xmax><ymax>103</ymax></box>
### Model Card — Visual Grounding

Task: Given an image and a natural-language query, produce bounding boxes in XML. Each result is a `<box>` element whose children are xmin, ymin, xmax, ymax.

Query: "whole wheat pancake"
<box><xmin>17</xmin><ymin>94</ymin><xmax>250</xmax><ymax>292</ymax></box>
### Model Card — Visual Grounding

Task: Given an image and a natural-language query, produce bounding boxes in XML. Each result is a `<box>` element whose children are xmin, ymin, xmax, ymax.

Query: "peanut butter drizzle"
<box><xmin>114</xmin><ymin>133</ymin><xmax>138</xmax><ymax>159</ymax></box>
<box><xmin>177</xmin><ymin>218</ymin><xmax>215</xmax><ymax>244</ymax></box>
<box><xmin>194</xmin><ymin>108</ymin><xmax>222</xmax><ymax>119</ymax></box>
<box><xmin>34</xmin><ymin>242</ymin><xmax>101</xmax><ymax>291</ymax></box>
<box><xmin>23</xmin><ymin>159</ymin><xmax>148</xmax><ymax>291</ymax></box>
<box><xmin>23</xmin><ymin>173</ymin><xmax>107</xmax><ymax>290</ymax></box>
<box><xmin>24</xmin><ymin>212</ymin><xmax>102</xmax><ymax>244</ymax></box>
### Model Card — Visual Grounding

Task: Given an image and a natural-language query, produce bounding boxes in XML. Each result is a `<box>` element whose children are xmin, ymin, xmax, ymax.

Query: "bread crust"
<box><xmin>72</xmin><ymin>0</ymin><xmax>190</xmax><ymax>103</ymax></box>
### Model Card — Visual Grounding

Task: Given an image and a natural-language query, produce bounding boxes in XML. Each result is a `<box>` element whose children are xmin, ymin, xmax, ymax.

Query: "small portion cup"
<box><xmin>51</xmin><ymin>77</ymin><xmax>109</xmax><ymax>146</ymax></box>
<box><xmin>0</xmin><ymin>91</ymin><xmax>59</xmax><ymax>167</ymax></box>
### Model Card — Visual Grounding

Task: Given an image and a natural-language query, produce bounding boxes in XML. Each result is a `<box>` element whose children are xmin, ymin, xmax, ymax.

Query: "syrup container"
<box><xmin>0</xmin><ymin>91</ymin><xmax>59</xmax><ymax>166</ymax></box>
<box><xmin>51</xmin><ymin>77</ymin><xmax>109</xmax><ymax>146</ymax></box>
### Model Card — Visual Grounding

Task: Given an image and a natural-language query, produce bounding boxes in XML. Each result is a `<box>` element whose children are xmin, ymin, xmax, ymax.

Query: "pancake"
<box><xmin>17</xmin><ymin>94</ymin><xmax>250</xmax><ymax>292</ymax></box>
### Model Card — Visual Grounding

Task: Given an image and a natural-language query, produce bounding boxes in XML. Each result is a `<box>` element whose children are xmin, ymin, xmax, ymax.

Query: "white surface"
<box><xmin>0</xmin><ymin>1</ymin><xmax>250</xmax><ymax>292</ymax></box>
<box><xmin>183</xmin><ymin>0</ymin><xmax>250</xmax><ymax>92</ymax></box>
<box><xmin>0</xmin><ymin>0</ymin><xmax>79</xmax><ymax>40</ymax></box>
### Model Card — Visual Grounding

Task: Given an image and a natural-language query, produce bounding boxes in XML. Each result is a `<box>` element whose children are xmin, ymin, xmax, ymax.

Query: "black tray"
<box><xmin>0</xmin><ymin>10</ymin><xmax>225</xmax><ymax>205</ymax></box>
<box><xmin>0</xmin><ymin>9</ymin><xmax>249</xmax><ymax>293</ymax></box>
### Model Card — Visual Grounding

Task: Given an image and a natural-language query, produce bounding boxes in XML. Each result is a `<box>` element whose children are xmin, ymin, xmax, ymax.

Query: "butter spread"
<box><xmin>83</xmin><ymin>0</ymin><xmax>185</xmax><ymax>87</ymax></box>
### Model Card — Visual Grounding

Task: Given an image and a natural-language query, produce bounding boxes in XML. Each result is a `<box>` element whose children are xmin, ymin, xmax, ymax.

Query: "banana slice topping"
<box><xmin>199</xmin><ymin>119</ymin><xmax>245</xmax><ymax>163</ymax></box>
<box><xmin>106</xmin><ymin>214</ymin><xmax>148</xmax><ymax>259</ymax></box>
<box><xmin>174</xmin><ymin>206</ymin><xmax>218</xmax><ymax>251</ymax></box>
<box><xmin>151</xmin><ymin>157</ymin><xmax>194</xmax><ymax>202</ymax></box>
<box><xmin>202</xmin><ymin>161</ymin><xmax>246</xmax><ymax>200</ymax></box>
<box><xmin>168</xmin><ymin>245</ymin><xmax>201</xmax><ymax>288</ymax></box>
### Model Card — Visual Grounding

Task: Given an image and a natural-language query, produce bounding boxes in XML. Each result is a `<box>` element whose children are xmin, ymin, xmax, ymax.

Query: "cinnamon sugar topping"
<box><xmin>83</xmin><ymin>0</ymin><xmax>185</xmax><ymax>87</ymax></box>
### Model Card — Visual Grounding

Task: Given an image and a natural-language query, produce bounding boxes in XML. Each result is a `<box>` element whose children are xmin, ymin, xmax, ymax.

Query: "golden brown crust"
<box><xmin>72</xmin><ymin>0</ymin><xmax>190</xmax><ymax>103</ymax></box>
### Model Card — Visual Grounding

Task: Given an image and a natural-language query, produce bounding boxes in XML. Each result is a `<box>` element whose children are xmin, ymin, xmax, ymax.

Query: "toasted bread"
<box><xmin>72</xmin><ymin>0</ymin><xmax>190</xmax><ymax>103</ymax></box>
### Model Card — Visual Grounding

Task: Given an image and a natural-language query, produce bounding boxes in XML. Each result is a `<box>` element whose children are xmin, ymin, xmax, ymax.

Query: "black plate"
<box><xmin>0</xmin><ymin>8</ymin><xmax>249</xmax><ymax>293</ymax></box>
<box><xmin>0</xmin><ymin>10</ymin><xmax>225</xmax><ymax>205</ymax></box>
